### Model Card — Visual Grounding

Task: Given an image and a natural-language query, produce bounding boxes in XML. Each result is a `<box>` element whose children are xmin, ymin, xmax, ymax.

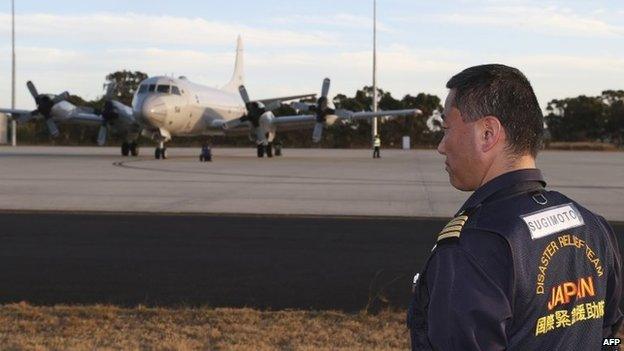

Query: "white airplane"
<box><xmin>131</xmin><ymin>37</ymin><xmax>421</xmax><ymax>159</ymax></box>
<box><xmin>3</xmin><ymin>37</ymin><xmax>422</xmax><ymax>159</ymax></box>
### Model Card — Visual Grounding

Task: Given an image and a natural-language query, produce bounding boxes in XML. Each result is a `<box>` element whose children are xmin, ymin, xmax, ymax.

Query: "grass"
<box><xmin>0</xmin><ymin>302</ymin><xmax>409</xmax><ymax>351</ymax></box>
<box><xmin>2</xmin><ymin>303</ymin><xmax>621</xmax><ymax>350</ymax></box>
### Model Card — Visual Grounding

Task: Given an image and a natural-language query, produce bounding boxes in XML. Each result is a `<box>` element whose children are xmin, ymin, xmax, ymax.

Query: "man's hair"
<box><xmin>446</xmin><ymin>64</ymin><xmax>544</xmax><ymax>157</ymax></box>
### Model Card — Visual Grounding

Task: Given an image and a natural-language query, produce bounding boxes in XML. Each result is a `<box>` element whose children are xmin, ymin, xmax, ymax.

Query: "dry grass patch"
<box><xmin>0</xmin><ymin>302</ymin><xmax>409</xmax><ymax>351</ymax></box>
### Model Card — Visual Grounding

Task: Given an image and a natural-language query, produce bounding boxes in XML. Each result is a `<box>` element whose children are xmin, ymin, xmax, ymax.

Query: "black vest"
<box><xmin>410</xmin><ymin>183</ymin><xmax>618</xmax><ymax>350</ymax></box>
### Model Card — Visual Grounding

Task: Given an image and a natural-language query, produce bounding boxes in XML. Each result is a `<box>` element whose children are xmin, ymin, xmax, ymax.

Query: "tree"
<box><xmin>402</xmin><ymin>93</ymin><xmax>443</xmax><ymax>146</ymax></box>
<box><xmin>545</xmin><ymin>96</ymin><xmax>605</xmax><ymax>141</ymax></box>
<box><xmin>333</xmin><ymin>94</ymin><xmax>365</xmax><ymax>111</ymax></box>
<box><xmin>105</xmin><ymin>70</ymin><xmax>148</xmax><ymax>105</ymax></box>
<box><xmin>602</xmin><ymin>90</ymin><xmax>624</xmax><ymax>146</ymax></box>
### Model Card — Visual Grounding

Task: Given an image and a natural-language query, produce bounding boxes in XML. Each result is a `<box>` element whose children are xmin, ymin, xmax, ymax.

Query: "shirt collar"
<box><xmin>457</xmin><ymin>168</ymin><xmax>546</xmax><ymax>215</ymax></box>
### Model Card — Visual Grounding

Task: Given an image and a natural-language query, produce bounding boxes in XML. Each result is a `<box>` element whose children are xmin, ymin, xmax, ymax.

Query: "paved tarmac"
<box><xmin>0</xmin><ymin>146</ymin><xmax>622</xmax><ymax>311</ymax></box>
<box><xmin>0</xmin><ymin>147</ymin><xmax>622</xmax><ymax>220</ymax></box>
<box><xmin>0</xmin><ymin>212</ymin><xmax>622</xmax><ymax>312</ymax></box>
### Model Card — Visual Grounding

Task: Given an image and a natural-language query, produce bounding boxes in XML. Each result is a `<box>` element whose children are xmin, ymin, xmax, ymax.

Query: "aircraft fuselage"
<box><xmin>132</xmin><ymin>76</ymin><xmax>246</xmax><ymax>140</ymax></box>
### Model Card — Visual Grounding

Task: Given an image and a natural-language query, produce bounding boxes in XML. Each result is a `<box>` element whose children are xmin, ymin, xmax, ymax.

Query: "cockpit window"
<box><xmin>148</xmin><ymin>84</ymin><xmax>156</xmax><ymax>92</ymax></box>
<box><xmin>171</xmin><ymin>86</ymin><xmax>181</xmax><ymax>95</ymax></box>
<box><xmin>157</xmin><ymin>85</ymin><xmax>170</xmax><ymax>93</ymax></box>
<box><xmin>138</xmin><ymin>84</ymin><xmax>148</xmax><ymax>94</ymax></box>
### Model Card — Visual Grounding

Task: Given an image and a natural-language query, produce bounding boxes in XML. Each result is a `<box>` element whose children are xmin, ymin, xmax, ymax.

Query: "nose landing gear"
<box><xmin>155</xmin><ymin>141</ymin><xmax>167</xmax><ymax>159</ymax></box>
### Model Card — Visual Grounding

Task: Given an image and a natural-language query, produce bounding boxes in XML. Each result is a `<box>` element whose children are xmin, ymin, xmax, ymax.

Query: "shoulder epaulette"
<box><xmin>437</xmin><ymin>213</ymin><xmax>468</xmax><ymax>242</ymax></box>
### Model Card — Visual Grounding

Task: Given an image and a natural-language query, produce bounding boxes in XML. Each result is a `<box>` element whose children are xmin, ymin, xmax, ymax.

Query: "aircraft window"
<box><xmin>171</xmin><ymin>86</ymin><xmax>181</xmax><ymax>95</ymax></box>
<box><xmin>148</xmin><ymin>84</ymin><xmax>156</xmax><ymax>92</ymax></box>
<box><xmin>157</xmin><ymin>85</ymin><xmax>171</xmax><ymax>93</ymax></box>
<box><xmin>138</xmin><ymin>85</ymin><xmax>148</xmax><ymax>94</ymax></box>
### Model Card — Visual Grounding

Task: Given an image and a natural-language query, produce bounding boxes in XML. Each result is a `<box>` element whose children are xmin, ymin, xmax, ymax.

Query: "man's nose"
<box><xmin>437</xmin><ymin>138</ymin><xmax>446</xmax><ymax>155</ymax></box>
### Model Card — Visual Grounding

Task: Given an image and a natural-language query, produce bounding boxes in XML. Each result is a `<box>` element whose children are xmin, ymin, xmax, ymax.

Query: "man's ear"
<box><xmin>480</xmin><ymin>116</ymin><xmax>503</xmax><ymax>152</ymax></box>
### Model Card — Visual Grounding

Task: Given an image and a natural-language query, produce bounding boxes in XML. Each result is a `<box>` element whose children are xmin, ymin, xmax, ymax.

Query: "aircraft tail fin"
<box><xmin>222</xmin><ymin>36</ymin><xmax>245</xmax><ymax>93</ymax></box>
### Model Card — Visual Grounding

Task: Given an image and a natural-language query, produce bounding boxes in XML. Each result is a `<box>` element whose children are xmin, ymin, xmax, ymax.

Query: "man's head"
<box><xmin>438</xmin><ymin>64</ymin><xmax>543</xmax><ymax>191</ymax></box>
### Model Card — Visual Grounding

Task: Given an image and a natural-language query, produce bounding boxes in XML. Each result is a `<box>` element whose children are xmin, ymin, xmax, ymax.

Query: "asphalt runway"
<box><xmin>1</xmin><ymin>212</ymin><xmax>622</xmax><ymax>312</ymax></box>
<box><xmin>1</xmin><ymin>147</ymin><xmax>622</xmax><ymax>220</ymax></box>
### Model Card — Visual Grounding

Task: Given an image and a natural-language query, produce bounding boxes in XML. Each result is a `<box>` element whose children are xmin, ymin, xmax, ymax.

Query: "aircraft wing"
<box><xmin>271</xmin><ymin>108</ymin><xmax>422</xmax><ymax>142</ymax></box>
<box><xmin>258</xmin><ymin>94</ymin><xmax>317</xmax><ymax>108</ymax></box>
<box><xmin>0</xmin><ymin>107</ymin><xmax>103</xmax><ymax>126</ymax></box>
<box><xmin>272</xmin><ymin>108</ymin><xmax>421</xmax><ymax>125</ymax></box>
<box><xmin>0</xmin><ymin>108</ymin><xmax>31</xmax><ymax>116</ymax></box>
<box><xmin>213</xmin><ymin>107</ymin><xmax>422</xmax><ymax>144</ymax></box>
<box><xmin>67</xmin><ymin>112</ymin><xmax>104</xmax><ymax>127</ymax></box>
<box><xmin>0</xmin><ymin>108</ymin><xmax>39</xmax><ymax>123</ymax></box>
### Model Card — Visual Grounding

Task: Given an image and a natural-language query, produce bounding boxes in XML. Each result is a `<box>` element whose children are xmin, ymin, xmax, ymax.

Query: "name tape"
<box><xmin>521</xmin><ymin>203</ymin><xmax>584</xmax><ymax>240</ymax></box>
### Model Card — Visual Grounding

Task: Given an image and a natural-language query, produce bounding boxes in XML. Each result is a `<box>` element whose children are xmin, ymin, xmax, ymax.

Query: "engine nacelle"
<box><xmin>325</xmin><ymin>114</ymin><xmax>338</xmax><ymax>126</ymax></box>
<box><xmin>50</xmin><ymin>100</ymin><xmax>78</xmax><ymax>121</ymax></box>
<box><xmin>259</xmin><ymin>111</ymin><xmax>277</xmax><ymax>142</ymax></box>
<box><xmin>112</xmin><ymin>100</ymin><xmax>135</xmax><ymax>124</ymax></box>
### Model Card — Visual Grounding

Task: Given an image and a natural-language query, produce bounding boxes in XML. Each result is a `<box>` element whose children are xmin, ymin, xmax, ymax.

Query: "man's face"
<box><xmin>437</xmin><ymin>90</ymin><xmax>485</xmax><ymax>191</ymax></box>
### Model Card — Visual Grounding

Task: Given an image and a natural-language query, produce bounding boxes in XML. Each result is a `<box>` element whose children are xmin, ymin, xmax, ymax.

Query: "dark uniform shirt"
<box><xmin>408</xmin><ymin>169</ymin><xmax>623</xmax><ymax>350</ymax></box>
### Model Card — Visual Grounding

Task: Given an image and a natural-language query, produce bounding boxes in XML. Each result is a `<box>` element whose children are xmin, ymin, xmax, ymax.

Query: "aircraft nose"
<box><xmin>139</xmin><ymin>96</ymin><xmax>167</xmax><ymax>126</ymax></box>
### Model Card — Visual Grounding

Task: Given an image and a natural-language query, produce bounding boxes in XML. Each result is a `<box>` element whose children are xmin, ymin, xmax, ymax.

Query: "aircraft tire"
<box><xmin>121</xmin><ymin>142</ymin><xmax>130</xmax><ymax>156</ymax></box>
<box><xmin>257</xmin><ymin>145</ymin><xmax>265</xmax><ymax>158</ymax></box>
<box><xmin>155</xmin><ymin>148</ymin><xmax>161</xmax><ymax>159</ymax></box>
<box><xmin>130</xmin><ymin>143</ymin><xmax>139</xmax><ymax>156</ymax></box>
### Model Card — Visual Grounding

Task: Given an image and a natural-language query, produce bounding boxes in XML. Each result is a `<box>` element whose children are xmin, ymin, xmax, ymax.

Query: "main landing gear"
<box><xmin>257</xmin><ymin>142</ymin><xmax>275</xmax><ymax>158</ymax></box>
<box><xmin>256</xmin><ymin>142</ymin><xmax>284</xmax><ymax>158</ymax></box>
<box><xmin>155</xmin><ymin>141</ymin><xmax>167</xmax><ymax>160</ymax></box>
<box><xmin>121</xmin><ymin>142</ymin><xmax>139</xmax><ymax>156</ymax></box>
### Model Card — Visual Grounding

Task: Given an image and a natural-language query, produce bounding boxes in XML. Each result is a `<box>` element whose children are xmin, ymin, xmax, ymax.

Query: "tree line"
<box><xmin>12</xmin><ymin>70</ymin><xmax>624</xmax><ymax>148</ymax></box>
<box><xmin>545</xmin><ymin>90</ymin><xmax>624</xmax><ymax>146</ymax></box>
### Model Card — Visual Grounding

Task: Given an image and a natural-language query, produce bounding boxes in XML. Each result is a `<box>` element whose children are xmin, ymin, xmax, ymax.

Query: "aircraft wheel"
<box><xmin>161</xmin><ymin>148</ymin><xmax>168</xmax><ymax>159</ymax></box>
<box><xmin>130</xmin><ymin>143</ymin><xmax>139</xmax><ymax>156</ymax></box>
<box><xmin>155</xmin><ymin>148</ymin><xmax>161</xmax><ymax>159</ymax></box>
<box><xmin>266</xmin><ymin>143</ymin><xmax>273</xmax><ymax>158</ymax></box>
<box><xmin>121</xmin><ymin>142</ymin><xmax>130</xmax><ymax>156</ymax></box>
<box><xmin>257</xmin><ymin>145</ymin><xmax>265</xmax><ymax>158</ymax></box>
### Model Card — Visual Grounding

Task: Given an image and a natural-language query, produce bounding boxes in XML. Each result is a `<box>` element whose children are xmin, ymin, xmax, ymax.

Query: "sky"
<box><xmin>0</xmin><ymin>0</ymin><xmax>623</xmax><ymax>111</ymax></box>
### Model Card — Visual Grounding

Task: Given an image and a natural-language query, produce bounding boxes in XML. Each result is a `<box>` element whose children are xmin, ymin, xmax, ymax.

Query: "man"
<box><xmin>407</xmin><ymin>64</ymin><xmax>622</xmax><ymax>350</ymax></box>
<box><xmin>373</xmin><ymin>134</ymin><xmax>381</xmax><ymax>158</ymax></box>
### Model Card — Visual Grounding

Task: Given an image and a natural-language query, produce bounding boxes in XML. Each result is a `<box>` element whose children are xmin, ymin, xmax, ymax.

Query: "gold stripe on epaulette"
<box><xmin>438</xmin><ymin>231</ymin><xmax>461</xmax><ymax>241</ymax></box>
<box><xmin>437</xmin><ymin>214</ymin><xmax>468</xmax><ymax>242</ymax></box>
<box><xmin>439</xmin><ymin>224</ymin><xmax>464</xmax><ymax>234</ymax></box>
<box><xmin>445</xmin><ymin>215</ymin><xmax>467</xmax><ymax>227</ymax></box>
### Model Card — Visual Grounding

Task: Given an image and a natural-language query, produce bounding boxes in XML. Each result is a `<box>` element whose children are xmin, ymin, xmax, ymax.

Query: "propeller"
<box><xmin>221</xmin><ymin>85</ymin><xmax>272</xmax><ymax>144</ymax></box>
<box><xmin>311</xmin><ymin>78</ymin><xmax>334</xmax><ymax>143</ymax></box>
<box><xmin>239</xmin><ymin>86</ymin><xmax>266</xmax><ymax>131</ymax></box>
<box><xmin>26</xmin><ymin>81</ymin><xmax>68</xmax><ymax>138</ymax></box>
<box><xmin>289</xmin><ymin>78</ymin><xmax>339</xmax><ymax>142</ymax></box>
<box><xmin>225</xmin><ymin>85</ymin><xmax>291</xmax><ymax>133</ymax></box>
<box><xmin>97</xmin><ymin>82</ymin><xmax>119</xmax><ymax>146</ymax></box>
